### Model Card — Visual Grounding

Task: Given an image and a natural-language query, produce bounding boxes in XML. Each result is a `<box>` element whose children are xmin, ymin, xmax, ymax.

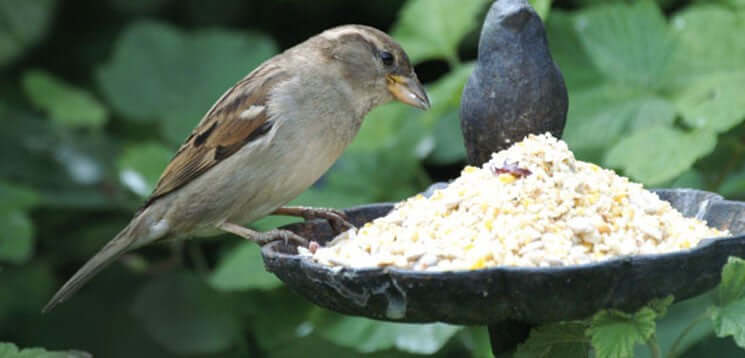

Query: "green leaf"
<box><xmin>316</xmin><ymin>314</ymin><xmax>461</xmax><ymax>354</ymax></box>
<box><xmin>209</xmin><ymin>242</ymin><xmax>282</xmax><ymax>291</ymax></box>
<box><xmin>244</xmin><ymin>289</ymin><xmax>314</xmax><ymax>351</ymax></box>
<box><xmin>131</xmin><ymin>272</ymin><xmax>240</xmax><ymax>355</ymax></box>
<box><xmin>641</xmin><ymin>292</ymin><xmax>715</xmax><ymax>357</ymax></box>
<box><xmin>716</xmin><ymin>257</ymin><xmax>745</xmax><ymax>306</ymax></box>
<box><xmin>0</xmin><ymin>210</ymin><xmax>34</xmax><ymax>264</ymax></box>
<box><xmin>418</xmin><ymin>63</ymin><xmax>474</xmax><ymax>130</ymax></box>
<box><xmin>0</xmin><ymin>343</ymin><xmax>90</xmax><ymax>358</ymax></box>
<box><xmin>573</xmin><ymin>1</ymin><xmax>675</xmax><ymax>89</ymax></box>
<box><xmin>710</xmin><ymin>257</ymin><xmax>745</xmax><ymax>349</ymax></box>
<box><xmin>529</xmin><ymin>0</ymin><xmax>552</xmax><ymax>20</ymax></box>
<box><xmin>428</xmin><ymin>111</ymin><xmax>466</xmax><ymax>164</ymax></box>
<box><xmin>108</xmin><ymin>0</ymin><xmax>168</xmax><ymax>14</ymax></box>
<box><xmin>348</xmin><ymin>102</ymin><xmax>417</xmax><ymax>152</ymax></box>
<box><xmin>545</xmin><ymin>11</ymin><xmax>605</xmax><ymax>91</ymax></box>
<box><xmin>666</xmin><ymin>169</ymin><xmax>706</xmax><ymax>190</ymax></box>
<box><xmin>458</xmin><ymin>327</ymin><xmax>492</xmax><ymax>358</ymax></box>
<box><xmin>0</xmin><ymin>0</ymin><xmax>56</xmax><ymax>66</ymax></box>
<box><xmin>710</xmin><ymin>300</ymin><xmax>745</xmax><ymax>349</ymax></box>
<box><xmin>421</xmin><ymin>63</ymin><xmax>473</xmax><ymax>164</ymax></box>
<box><xmin>515</xmin><ymin>321</ymin><xmax>590</xmax><ymax>358</ymax></box>
<box><xmin>392</xmin><ymin>0</ymin><xmax>489</xmax><ymax>64</ymax></box>
<box><xmin>117</xmin><ymin>142</ymin><xmax>172</xmax><ymax>197</ymax></box>
<box><xmin>667</xmin><ymin>6</ymin><xmax>745</xmax><ymax>132</ymax></box>
<box><xmin>97</xmin><ymin>21</ymin><xmax>277</xmax><ymax>144</ymax></box>
<box><xmin>0</xmin><ymin>265</ymin><xmax>54</xmax><ymax>319</ymax></box>
<box><xmin>674</xmin><ymin>71</ymin><xmax>745</xmax><ymax>133</ymax></box>
<box><xmin>588</xmin><ymin>308</ymin><xmax>657</xmax><ymax>358</ymax></box>
<box><xmin>22</xmin><ymin>70</ymin><xmax>108</xmax><ymax>129</ymax></box>
<box><xmin>268</xmin><ymin>334</ymin><xmax>416</xmax><ymax>358</ymax></box>
<box><xmin>720</xmin><ymin>167</ymin><xmax>745</xmax><ymax>198</ymax></box>
<box><xmin>648</xmin><ymin>295</ymin><xmax>674</xmax><ymax>318</ymax></box>
<box><xmin>0</xmin><ymin>181</ymin><xmax>39</xmax><ymax>212</ymax></box>
<box><xmin>604</xmin><ymin>126</ymin><xmax>717</xmax><ymax>186</ymax></box>
<box><xmin>563</xmin><ymin>84</ymin><xmax>675</xmax><ymax>161</ymax></box>
<box><xmin>669</xmin><ymin>5</ymin><xmax>745</xmax><ymax>77</ymax></box>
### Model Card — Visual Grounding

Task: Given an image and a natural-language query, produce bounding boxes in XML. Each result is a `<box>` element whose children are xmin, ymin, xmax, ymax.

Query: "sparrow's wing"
<box><xmin>143</xmin><ymin>63</ymin><xmax>290</xmax><ymax>208</ymax></box>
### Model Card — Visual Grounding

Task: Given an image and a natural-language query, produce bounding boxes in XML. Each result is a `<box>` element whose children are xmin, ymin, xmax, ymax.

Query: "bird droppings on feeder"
<box><xmin>301</xmin><ymin>133</ymin><xmax>729</xmax><ymax>270</ymax></box>
<box><xmin>299</xmin><ymin>261</ymin><xmax>409</xmax><ymax>319</ymax></box>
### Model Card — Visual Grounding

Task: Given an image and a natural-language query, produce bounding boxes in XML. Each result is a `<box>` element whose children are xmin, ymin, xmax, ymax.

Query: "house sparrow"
<box><xmin>43</xmin><ymin>25</ymin><xmax>429</xmax><ymax>312</ymax></box>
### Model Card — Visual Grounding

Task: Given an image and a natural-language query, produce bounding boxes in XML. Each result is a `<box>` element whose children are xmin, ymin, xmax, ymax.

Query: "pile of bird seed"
<box><xmin>299</xmin><ymin>133</ymin><xmax>728</xmax><ymax>270</ymax></box>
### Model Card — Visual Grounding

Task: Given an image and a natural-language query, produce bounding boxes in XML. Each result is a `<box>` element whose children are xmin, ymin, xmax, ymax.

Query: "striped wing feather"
<box><xmin>144</xmin><ymin>64</ymin><xmax>289</xmax><ymax>207</ymax></box>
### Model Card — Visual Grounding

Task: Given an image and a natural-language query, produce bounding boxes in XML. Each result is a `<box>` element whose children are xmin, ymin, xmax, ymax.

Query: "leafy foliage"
<box><xmin>0</xmin><ymin>0</ymin><xmax>56</xmax><ymax>67</ymax></box>
<box><xmin>22</xmin><ymin>70</ymin><xmax>108</xmax><ymax>129</ymax></box>
<box><xmin>391</xmin><ymin>0</ymin><xmax>489</xmax><ymax>65</ymax></box>
<box><xmin>0</xmin><ymin>342</ymin><xmax>89</xmax><ymax>358</ymax></box>
<box><xmin>2</xmin><ymin>0</ymin><xmax>745</xmax><ymax>357</ymax></box>
<box><xmin>97</xmin><ymin>21</ymin><xmax>277</xmax><ymax>144</ymax></box>
<box><xmin>131</xmin><ymin>272</ymin><xmax>241</xmax><ymax>355</ymax></box>
<box><xmin>514</xmin><ymin>322</ymin><xmax>589</xmax><ymax>358</ymax></box>
<box><xmin>209</xmin><ymin>243</ymin><xmax>282</xmax><ymax>291</ymax></box>
<box><xmin>314</xmin><ymin>313</ymin><xmax>462</xmax><ymax>354</ymax></box>
<box><xmin>711</xmin><ymin>257</ymin><xmax>745</xmax><ymax>348</ymax></box>
<box><xmin>588</xmin><ymin>308</ymin><xmax>658</xmax><ymax>358</ymax></box>
<box><xmin>556</xmin><ymin>0</ymin><xmax>745</xmax><ymax>185</ymax></box>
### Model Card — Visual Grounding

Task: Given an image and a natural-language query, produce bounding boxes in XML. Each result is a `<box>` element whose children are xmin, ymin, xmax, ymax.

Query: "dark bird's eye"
<box><xmin>380</xmin><ymin>51</ymin><xmax>394</xmax><ymax>66</ymax></box>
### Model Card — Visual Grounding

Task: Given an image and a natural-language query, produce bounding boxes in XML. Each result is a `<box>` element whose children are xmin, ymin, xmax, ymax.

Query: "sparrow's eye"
<box><xmin>380</xmin><ymin>51</ymin><xmax>394</xmax><ymax>66</ymax></box>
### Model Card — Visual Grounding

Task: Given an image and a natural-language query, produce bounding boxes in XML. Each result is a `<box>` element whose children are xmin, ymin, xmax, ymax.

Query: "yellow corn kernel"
<box><xmin>589</xmin><ymin>163</ymin><xmax>601</xmax><ymax>172</ymax></box>
<box><xmin>463</xmin><ymin>166</ymin><xmax>478</xmax><ymax>174</ymax></box>
<box><xmin>470</xmin><ymin>257</ymin><xmax>486</xmax><ymax>270</ymax></box>
<box><xmin>588</xmin><ymin>193</ymin><xmax>600</xmax><ymax>204</ymax></box>
<box><xmin>597</xmin><ymin>223</ymin><xmax>611</xmax><ymax>234</ymax></box>
<box><xmin>498</xmin><ymin>173</ymin><xmax>516</xmax><ymax>184</ymax></box>
<box><xmin>484</xmin><ymin>219</ymin><xmax>493</xmax><ymax>231</ymax></box>
<box><xmin>613</xmin><ymin>193</ymin><xmax>627</xmax><ymax>203</ymax></box>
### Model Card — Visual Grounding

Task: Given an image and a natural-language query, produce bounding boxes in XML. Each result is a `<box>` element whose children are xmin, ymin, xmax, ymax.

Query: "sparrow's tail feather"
<box><xmin>42</xmin><ymin>219</ymin><xmax>142</xmax><ymax>313</ymax></box>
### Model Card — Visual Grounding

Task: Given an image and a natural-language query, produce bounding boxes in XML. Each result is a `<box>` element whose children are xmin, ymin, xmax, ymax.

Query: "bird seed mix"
<box><xmin>300</xmin><ymin>133</ymin><xmax>728</xmax><ymax>270</ymax></box>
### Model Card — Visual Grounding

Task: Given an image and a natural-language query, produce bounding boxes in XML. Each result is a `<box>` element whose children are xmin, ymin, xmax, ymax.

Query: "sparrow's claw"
<box><xmin>218</xmin><ymin>222</ymin><xmax>308</xmax><ymax>247</ymax></box>
<box><xmin>258</xmin><ymin>229</ymin><xmax>308</xmax><ymax>247</ymax></box>
<box><xmin>273</xmin><ymin>206</ymin><xmax>356</xmax><ymax>234</ymax></box>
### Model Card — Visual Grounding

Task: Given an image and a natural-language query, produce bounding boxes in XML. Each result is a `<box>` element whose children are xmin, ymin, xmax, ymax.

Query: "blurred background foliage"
<box><xmin>1</xmin><ymin>0</ymin><xmax>745</xmax><ymax>356</ymax></box>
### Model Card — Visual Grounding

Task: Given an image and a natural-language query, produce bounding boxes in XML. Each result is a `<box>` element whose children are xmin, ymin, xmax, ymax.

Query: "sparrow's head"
<box><xmin>318</xmin><ymin>25</ymin><xmax>430</xmax><ymax>111</ymax></box>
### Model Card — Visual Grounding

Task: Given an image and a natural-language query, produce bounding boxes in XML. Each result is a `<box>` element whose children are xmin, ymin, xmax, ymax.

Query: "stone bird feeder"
<box><xmin>261</xmin><ymin>0</ymin><xmax>745</xmax><ymax>354</ymax></box>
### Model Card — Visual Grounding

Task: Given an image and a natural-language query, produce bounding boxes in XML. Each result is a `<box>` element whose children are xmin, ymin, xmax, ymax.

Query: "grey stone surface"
<box><xmin>460</xmin><ymin>0</ymin><xmax>568</xmax><ymax>166</ymax></box>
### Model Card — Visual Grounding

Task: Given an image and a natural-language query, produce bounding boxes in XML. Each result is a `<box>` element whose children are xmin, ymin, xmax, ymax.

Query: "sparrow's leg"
<box><xmin>273</xmin><ymin>206</ymin><xmax>355</xmax><ymax>233</ymax></box>
<box><xmin>218</xmin><ymin>222</ymin><xmax>308</xmax><ymax>246</ymax></box>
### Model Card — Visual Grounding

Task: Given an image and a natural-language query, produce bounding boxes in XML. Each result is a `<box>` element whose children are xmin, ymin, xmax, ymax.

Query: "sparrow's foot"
<box><xmin>273</xmin><ymin>206</ymin><xmax>355</xmax><ymax>234</ymax></box>
<box><xmin>218</xmin><ymin>222</ymin><xmax>308</xmax><ymax>247</ymax></box>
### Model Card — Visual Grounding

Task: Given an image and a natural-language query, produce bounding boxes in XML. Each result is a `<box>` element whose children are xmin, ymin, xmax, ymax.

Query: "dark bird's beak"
<box><xmin>386</xmin><ymin>74</ymin><xmax>430</xmax><ymax>110</ymax></box>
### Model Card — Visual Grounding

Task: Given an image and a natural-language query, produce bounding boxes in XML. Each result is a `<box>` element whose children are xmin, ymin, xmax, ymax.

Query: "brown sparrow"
<box><xmin>44</xmin><ymin>25</ymin><xmax>429</xmax><ymax>312</ymax></box>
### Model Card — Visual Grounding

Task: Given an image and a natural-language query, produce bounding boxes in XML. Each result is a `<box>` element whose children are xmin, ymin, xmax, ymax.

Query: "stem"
<box><xmin>668</xmin><ymin>314</ymin><xmax>709</xmax><ymax>358</ymax></box>
<box><xmin>648</xmin><ymin>335</ymin><xmax>662</xmax><ymax>358</ymax></box>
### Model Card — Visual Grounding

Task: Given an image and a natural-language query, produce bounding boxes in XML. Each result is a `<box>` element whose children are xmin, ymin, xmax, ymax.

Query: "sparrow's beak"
<box><xmin>386</xmin><ymin>74</ymin><xmax>430</xmax><ymax>110</ymax></box>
